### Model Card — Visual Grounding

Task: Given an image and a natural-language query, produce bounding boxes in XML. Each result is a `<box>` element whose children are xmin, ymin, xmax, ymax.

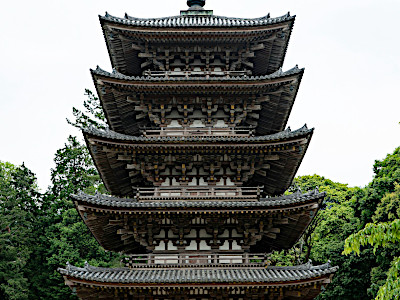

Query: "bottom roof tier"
<box><xmin>59</xmin><ymin>262</ymin><xmax>338</xmax><ymax>300</ymax></box>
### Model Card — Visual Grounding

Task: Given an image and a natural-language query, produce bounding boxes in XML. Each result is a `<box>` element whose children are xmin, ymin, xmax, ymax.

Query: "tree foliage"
<box><xmin>289</xmin><ymin>175</ymin><xmax>375</xmax><ymax>300</ymax></box>
<box><xmin>27</xmin><ymin>92</ymin><xmax>120</xmax><ymax>298</ymax></box>
<box><xmin>354</xmin><ymin>147</ymin><xmax>400</xmax><ymax>226</ymax></box>
<box><xmin>344</xmin><ymin>184</ymin><xmax>400</xmax><ymax>300</ymax></box>
<box><xmin>0</xmin><ymin>162</ymin><xmax>41</xmax><ymax>300</ymax></box>
<box><xmin>1</xmin><ymin>89</ymin><xmax>399</xmax><ymax>299</ymax></box>
<box><xmin>40</xmin><ymin>136</ymin><xmax>121</xmax><ymax>299</ymax></box>
<box><xmin>373</xmin><ymin>183</ymin><xmax>400</xmax><ymax>222</ymax></box>
<box><xmin>344</xmin><ymin>219</ymin><xmax>400</xmax><ymax>256</ymax></box>
<box><xmin>67</xmin><ymin>89</ymin><xmax>107</xmax><ymax>130</ymax></box>
<box><xmin>376</xmin><ymin>257</ymin><xmax>400</xmax><ymax>300</ymax></box>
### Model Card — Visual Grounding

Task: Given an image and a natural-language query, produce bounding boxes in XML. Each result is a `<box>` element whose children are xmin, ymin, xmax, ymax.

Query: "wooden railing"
<box><xmin>135</xmin><ymin>186</ymin><xmax>263</xmax><ymax>201</ymax></box>
<box><xmin>143</xmin><ymin>70</ymin><xmax>251</xmax><ymax>77</ymax></box>
<box><xmin>141</xmin><ymin>126</ymin><xmax>254</xmax><ymax>137</ymax></box>
<box><xmin>125</xmin><ymin>253</ymin><xmax>268</xmax><ymax>269</ymax></box>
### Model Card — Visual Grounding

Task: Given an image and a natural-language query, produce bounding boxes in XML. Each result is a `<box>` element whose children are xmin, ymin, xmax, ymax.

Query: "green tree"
<box><xmin>354</xmin><ymin>147</ymin><xmax>400</xmax><ymax>226</ymax></box>
<box><xmin>35</xmin><ymin>136</ymin><xmax>120</xmax><ymax>299</ymax></box>
<box><xmin>344</xmin><ymin>217</ymin><xmax>400</xmax><ymax>300</ymax></box>
<box><xmin>373</xmin><ymin>183</ymin><xmax>400</xmax><ymax>222</ymax></box>
<box><xmin>24</xmin><ymin>89</ymin><xmax>117</xmax><ymax>298</ymax></box>
<box><xmin>342</xmin><ymin>146</ymin><xmax>400</xmax><ymax>299</ymax></box>
<box><xmin>0</xmin><ymin>162</ymin><xmax>41</xmax><ymax>300</ymax></box>
<box><xmin>291</xmin><ymin>175</ymin><xmax>376</xmax><ymax>300</ymax></box>
<box><xmin>353</xmin><ymin>147</ymin><xmax>400</xmax><ymax>297</ymax></box>
<box><xmin>67</xmin><ymin>89</ymin><xmax>107</xmax><ymax>130</ymax></box>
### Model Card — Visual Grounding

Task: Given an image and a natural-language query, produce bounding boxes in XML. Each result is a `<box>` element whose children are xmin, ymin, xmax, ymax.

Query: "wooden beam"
<box><xmin>285</xmin><ymin>290</ymin><xmax>302</xmax><ymax>297</ymax></box>
<box><xmin>274</xmin><ymin>218</ymin><xmax>289</xmax><ymax>225</ymax></box>
<box><xmin>109</xmin><ymin>220</ymin><xmax>124</xmax><ymax>226</ymax></box>
<box><xmin>266</xmin><ymin>232</ymin><xmax>277</xmax><ymax>239</ymax></box>
<box><xmin>117</xmin><ymin>229</ymin><xmax>134</xmax><ymax>235</ymax></box>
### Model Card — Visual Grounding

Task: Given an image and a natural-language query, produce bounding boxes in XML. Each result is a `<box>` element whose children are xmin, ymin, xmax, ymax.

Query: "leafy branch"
<box><xmin>67</xmin><ymin>89</ymin><xmax>107</xmax><ymax>130</ymax></box>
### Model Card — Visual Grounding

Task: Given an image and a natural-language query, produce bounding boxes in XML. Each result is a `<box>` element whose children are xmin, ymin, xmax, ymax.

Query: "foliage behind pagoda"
<box><xmin>0</xmin><ymin>92</ymin><xmax>399</xmax><ymax>299</ymax></box>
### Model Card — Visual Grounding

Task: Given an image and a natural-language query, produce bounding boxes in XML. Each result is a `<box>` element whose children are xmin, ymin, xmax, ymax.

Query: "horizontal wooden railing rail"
<box><xmin>143</xmin><ymin>70</ymin><xmax>251</xmax><ymax>77</ymax></box>
<box><xmin>140</xmin><ymin>126</ymin><xmax>255</xmax><ymax>137</ymax></box>
<box><xmin>125</xmin><ymin>253</ymin><xmax>268</xmax><ymax>268</ymax></box>
<box><xmin>135</xmin><ymin>186</ymin><xmax>263</xmax><ymax>201</ymax></box>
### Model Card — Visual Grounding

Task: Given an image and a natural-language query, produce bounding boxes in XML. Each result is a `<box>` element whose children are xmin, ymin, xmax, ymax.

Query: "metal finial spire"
<box><xmin>187</xmin><ymin>0</ymin><xmax>205</xmax><ymax>8</ymax></box>
<box><xmin>182</xmin><ymin>0</ymin><xmax>212</xmax><ymax>16</ymax></box>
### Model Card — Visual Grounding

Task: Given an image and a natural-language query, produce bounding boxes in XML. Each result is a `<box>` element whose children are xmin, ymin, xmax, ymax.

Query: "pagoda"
<box><xmin>59</xmin><ymin>1</ymin><xmax>337</xmax><ymax>299</ymax></box>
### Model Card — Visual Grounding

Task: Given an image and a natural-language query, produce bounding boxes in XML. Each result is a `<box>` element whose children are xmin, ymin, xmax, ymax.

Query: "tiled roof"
<box><xmin>100</xmin><ymin>12</ymin><xmax>294</xmax><ymax>28</ymax></box>
<box><xmin>59</xmin><ymin>261</ymin><xmax>337</xmax><ymax>284</ymax></box>
<box><xmin>92</xmin><ymin>65</ymin><xmax>303</xmax><ymax>82</ymax></box>
<box><xmin>83</xmin><ymin>125</ymin><xmax>312</xmax><ymax>144</ymax></box>
<box><xmin>72</xmin><ymin>189</ymin><xmax>325</xmax><ymax>209</ymax></box>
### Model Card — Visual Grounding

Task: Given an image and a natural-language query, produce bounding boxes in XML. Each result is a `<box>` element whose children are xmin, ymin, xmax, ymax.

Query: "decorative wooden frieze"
<box><xmin>91</xmin><ymin>66</ymin><xmax>303</xmax><ymax>135</ymax></box>
<box><xmin>74</xmin><ymin>190</ymin><xmax>322</xmax><ymax>254</ymax></box>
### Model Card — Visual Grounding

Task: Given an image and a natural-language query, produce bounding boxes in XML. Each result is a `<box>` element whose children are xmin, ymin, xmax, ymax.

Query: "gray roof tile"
<box><xmin>83</xmin><ymin>124</ymin><xmax>312</xmax><ymax>144</ymax></box>
<box><xmin>92</xmin><ymin>65</ymin><xmax>303</xmax><ymax>82</ymax></box>
<box><xmin>72</xmin><ymin>189</ymin><xmax>325</xmax><ymax>209</ymax></box>
<box><xmin>100</xmin><ymin>12</ymin><xmax>294</xmax><ymax>28</ymax></box>
<box><xmin>59</xmin><ymin>261</ymin><xmax>338</xmax><ymax>284</ymax></box>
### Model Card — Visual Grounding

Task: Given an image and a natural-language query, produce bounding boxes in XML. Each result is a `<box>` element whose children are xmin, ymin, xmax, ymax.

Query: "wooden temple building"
<box><xmin>59</xmin><ymin>1</ymin><xmax>337</xmax><ymax>299</ymax></box>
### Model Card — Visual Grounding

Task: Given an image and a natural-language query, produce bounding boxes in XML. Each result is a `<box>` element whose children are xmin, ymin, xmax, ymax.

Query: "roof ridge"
<box><xmin>58</xmin><ymin>260</ymin><xmax>338</xmax><ymax>278</ymax></box>
<box><xmin>102</xmin><ymin>12</ymin><xmax>292</xmax><ymax>24</ymax></box>
<box><xmin>82</xmin><ymin>125</ymin><xmax>313</xmax><ymax>143</ymax></box>
<box><xmin>99</xmin><ymin>11</ymin><xmax>294</xmax><ymax>28</ymax></box>
<box><xmin>91</xmin><ymin>65</ymin><xmax>304</xmax><ymax>82</ymax></box>
<box><xmin>71</xmin><ymin>189</ymin><xmax>325</xmax><ymax>208</ymax></box>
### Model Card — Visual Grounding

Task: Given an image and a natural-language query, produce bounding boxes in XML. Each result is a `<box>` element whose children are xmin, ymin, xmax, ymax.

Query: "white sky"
<box><xmin>1</xmin><ymin>0</ymin><xmax>399</xmax><ymax>191</ymax></box>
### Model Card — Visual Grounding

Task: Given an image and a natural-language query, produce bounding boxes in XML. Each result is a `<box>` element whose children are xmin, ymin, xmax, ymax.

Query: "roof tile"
<box><xmin>59</xmin><ymin>262</ymin><xmax>338</xmax><ymax>284</ymax></box>
<box><xmin>100</xmin><ymin>12</ymin><xmax>294</xmax><ymax>28</ymax></box>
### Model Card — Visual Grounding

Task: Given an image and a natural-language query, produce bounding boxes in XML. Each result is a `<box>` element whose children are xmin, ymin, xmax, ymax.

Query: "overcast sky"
<box><xmin>1</xmin><ymin>0</ymin><xmax>399</xmax><ymax>191</ymax></box>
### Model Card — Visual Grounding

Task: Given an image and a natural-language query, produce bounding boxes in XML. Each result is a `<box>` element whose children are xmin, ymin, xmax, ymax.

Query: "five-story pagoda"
<box><xmin>59</xmin><ymin>1</ymin><xmax>337</xmax><ymax>299</ymax></box>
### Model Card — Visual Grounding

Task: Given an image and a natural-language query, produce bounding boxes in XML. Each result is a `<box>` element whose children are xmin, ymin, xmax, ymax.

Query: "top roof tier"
<box><xmin>100</xmin><ymin>9</ymin><xmax>295</xmax><ymax>77</ymax></box>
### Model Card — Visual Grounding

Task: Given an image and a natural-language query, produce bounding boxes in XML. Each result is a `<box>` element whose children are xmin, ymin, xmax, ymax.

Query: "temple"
<box><xmin>59</xmin><ymin>1</ymin><xmax>337</xmax><ymax>299</ymax></box>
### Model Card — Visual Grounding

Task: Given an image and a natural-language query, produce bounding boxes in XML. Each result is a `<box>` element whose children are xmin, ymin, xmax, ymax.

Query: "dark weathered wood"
<box><xmin>91</xmin><ymin>67</ymin><xmax>303</xmax><ymax>136</ymax></box>
<box><xmin>59</xmin><ymin>4</ymin><xmax>338</xmax><ymax>299</ymax></box>
<box><xmin>84</xmin><ymin>127</ymin><xmax>312</xmax><ymax>197</ymax></box>
<box><xmin>73</xmin><ymin>192</ymin><xmax>323</xmax><ymax>254</ymax></box>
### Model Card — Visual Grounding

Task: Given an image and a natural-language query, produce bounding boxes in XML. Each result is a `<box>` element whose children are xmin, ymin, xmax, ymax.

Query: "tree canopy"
<box><xmin>0</xmin><ymin>90</ymin><xmax>399</xmax><ymax>298</ymax></box>
<box><xmin>344</xmin><ymin>185</ymin><xmax>400</xmax><ymax>300</ymax></box>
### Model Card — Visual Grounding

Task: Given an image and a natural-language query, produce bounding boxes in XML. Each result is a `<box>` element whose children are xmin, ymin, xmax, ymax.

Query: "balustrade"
<box><xmin>135</xmin><ymin>186</ymin><xmax>263</xmax><ymax>201</ymax></box>
<box><xmin>143</xmin><ymin>70</ymin><xmax>251</xmax><ymax>77</ymax></box>
<box><xmin>141</xmin><ymin>126</ymin><xmax>254</xmax><ymax>137</ymax></box>
<box><xmin>125</xmin><ymin>253</ymin><xmax>268</xmax><ymax>269</ymax></box>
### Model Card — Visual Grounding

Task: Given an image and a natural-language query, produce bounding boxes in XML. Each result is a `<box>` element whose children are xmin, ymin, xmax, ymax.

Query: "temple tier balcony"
<box><xmin>91</xmin><ymin>66</ymin><xmax>303</xmax><ymax>136</ymax></box>
<box><xmin>135</xmin><ymin>186</ymin><xmax>263</xmax><ymax>201</ymax></box>
<box><xmin>140</xmin><ymin>127</ymin><xmax>255</xmax><ymax>137</ymax></box>
<box><xmin>83</xmin><ymin>125</ymin><xmax>312</xmax><ymax>197</ymax></box>
<box><xmin>143</xmin><ymin>69</ymin><xmax>252</xmax><ymax>78</ymax></box>
<box><xmin>59</xmin><ymin>261</ymin><xmax>338</xmax><ymax>300</ymax></box>
<box><xmin>72</xmin><ymin>189</ymin><xmax>324</xmax><ymax>254</ymax></box>
<box><xmin>100</xmin><ymin>12</ymin><xmax>294</xmax><ymax>77</ymax></box>
<box><xmin>124</xmin><ymin>252</ymin><xmax>268</xmax><ymax>269</ymax></box>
